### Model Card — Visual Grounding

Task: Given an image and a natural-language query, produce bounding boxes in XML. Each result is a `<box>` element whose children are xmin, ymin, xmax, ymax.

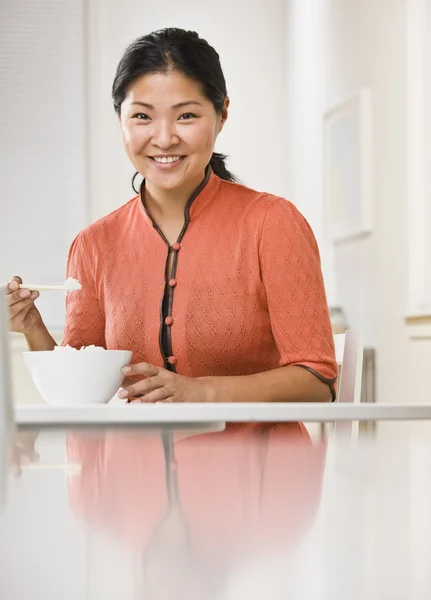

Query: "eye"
<box><xmin>178</xmin><ymin>113</ymin><xmax>198</xmax><ymax>121</ymax></box>
<box><xmin>132</xmin><ymin>113</ymin><xmax>151</xmax><ymax>120</ymax></box>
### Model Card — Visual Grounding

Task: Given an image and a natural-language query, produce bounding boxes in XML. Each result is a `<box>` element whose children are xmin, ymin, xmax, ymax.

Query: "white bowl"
<box><xmin>23</xmin><ymin>349</ymin><xmax>132</xmax><ymax>406</ymax></box>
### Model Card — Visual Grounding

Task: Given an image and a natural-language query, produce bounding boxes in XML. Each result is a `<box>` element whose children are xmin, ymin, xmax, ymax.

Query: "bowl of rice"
<box><xmin>23</xmin><ymin>345</ymin><xmax>132</xmax><ymax>406</ymax></box>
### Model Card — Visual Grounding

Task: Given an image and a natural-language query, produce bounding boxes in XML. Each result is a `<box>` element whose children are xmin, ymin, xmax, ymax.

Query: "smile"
<box><xmin>151</xmin><ymin>156</ymin><xmax>183</xmax><ymax>164</ymax></box>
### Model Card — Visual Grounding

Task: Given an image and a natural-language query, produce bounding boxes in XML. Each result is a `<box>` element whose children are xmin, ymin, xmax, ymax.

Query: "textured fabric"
<box><xmin>63</xmin><ymin>171</ymin><xmax>337</xmax><ymax>385</ymax></box>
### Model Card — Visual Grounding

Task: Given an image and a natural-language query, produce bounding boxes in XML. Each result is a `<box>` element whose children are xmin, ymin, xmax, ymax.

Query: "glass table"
<box><xmin>2</xmin><ymin>404</ymin><xmax>431</xmax><ymax>599</ymax></box>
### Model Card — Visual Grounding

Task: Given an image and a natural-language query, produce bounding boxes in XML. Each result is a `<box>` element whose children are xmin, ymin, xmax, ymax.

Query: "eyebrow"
<box><xmin>130</xmin><ymin>100</ymin><xmax>203</xmax><ymax>110</ymax></box>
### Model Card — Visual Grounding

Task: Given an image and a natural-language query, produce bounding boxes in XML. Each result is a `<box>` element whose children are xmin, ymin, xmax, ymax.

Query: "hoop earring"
<box><xmin>132</xmin><ymin>171</ymin><xmax>144</xmax><ymax>195</ymax></box>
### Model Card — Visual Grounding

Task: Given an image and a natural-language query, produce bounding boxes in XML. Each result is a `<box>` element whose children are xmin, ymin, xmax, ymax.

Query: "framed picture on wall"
<box><xmin>405</xmin><ymin>0</ymin><xmax>431</xmax><ymax>323</ymax></box>
<box><xmin>323</xmin><ymin>89</ymin><xmax>373</xmax><ymax>243</ymax></box>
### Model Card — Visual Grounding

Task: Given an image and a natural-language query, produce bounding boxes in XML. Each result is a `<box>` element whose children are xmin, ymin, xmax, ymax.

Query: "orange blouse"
<box><xmin>63</xmin><ymin>169</ymin><xmax>337</xmax><ymax>394</ymax></box>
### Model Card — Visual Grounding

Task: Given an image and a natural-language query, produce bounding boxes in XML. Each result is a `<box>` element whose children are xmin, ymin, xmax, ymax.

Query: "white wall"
<box><xmin>85</xmin><ymin>0</ymin><xmax>287</xmax><ymax>221</ymax></box>
<box><xmin>0</xmin><ymin>0</ymin><xmax>88</xmax><ymax>330</ymax></box>
<box><xmin>283</xmin><ymin>0</ymin><xmax>326</xmax><ymax>271</ymax></box>
<box><xmin>284</xmin><ymin>0</ymin><xmax>431</xmax><ymax>407</ymax></box>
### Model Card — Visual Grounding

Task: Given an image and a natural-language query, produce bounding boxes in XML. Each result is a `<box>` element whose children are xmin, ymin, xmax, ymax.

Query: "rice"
<box><xmin>55</xmin><ymin>344</ymin><xmax>107</xmax><ymax>352</ymax></box>
<box><xmin>64</xmin><ymin>277</ymin><xmax>81</xmax><ymax>290</ymax></box>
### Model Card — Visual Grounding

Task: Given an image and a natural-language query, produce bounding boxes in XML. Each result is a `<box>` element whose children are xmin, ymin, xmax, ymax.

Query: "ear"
<box><xmin>217</xmin><ymin>96</ymin><xmax>229</xmax><ymax>133</ymax></box>
<box><xmin>221</xmin><ymin>96</ymin><xmax>230</xmax><ymax>123</ymax></box>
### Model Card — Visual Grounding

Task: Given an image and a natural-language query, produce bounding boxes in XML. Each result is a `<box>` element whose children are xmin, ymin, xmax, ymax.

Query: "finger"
<box><xmin>7</xmin><ymin>281</ymin><xmax>19</xmax><ymax>294</ymax></box>
<box><xmin>118</xmin><ymin>375</ymin><xmax>165</xmax><ymax>399</ymax></box>
<box><xmin>8</xmin><ymin>296</ymin><xmax>38</xmax><ymax>320</ymax></box>
<box><xmin>7</xmin><ymin>288</ymin><xmax>39</xmax><ymax>307</ymax></box>
<box><xmin>6</xmin><ymin>277</ymin><xmax>23</xmax><ymax>295</ymax></box>
<box><xmin>121</xmin><ymin>375</ymin><xmax>143</xmax><ymax>388</ymax></box>
<box><xmin>122</xmin><ymin>362</ymin><xmax>160</xmax><ymax>378</ymax></box>
<box><xmin>138</xmin><ymin>387</ymin><xmax>174</xmax><ymax>403</ymax></box>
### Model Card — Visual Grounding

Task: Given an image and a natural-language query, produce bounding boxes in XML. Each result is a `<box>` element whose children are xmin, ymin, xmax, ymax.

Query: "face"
<box><xmin>120</xmin><ymin>71</ymin><xmax>229</xmax><ymax>195</ymax></box>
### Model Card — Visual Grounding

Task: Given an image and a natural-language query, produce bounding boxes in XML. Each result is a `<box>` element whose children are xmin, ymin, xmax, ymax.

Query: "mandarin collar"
<box><xmin>139</xmin><ymin>166</ymin><xmax>221</xmax><ymax>227</ymax></box>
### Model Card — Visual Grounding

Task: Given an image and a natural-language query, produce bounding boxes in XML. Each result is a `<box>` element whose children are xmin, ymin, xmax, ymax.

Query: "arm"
<box><xmin>207</xmin><ymin>363</ymin><xmax>333</xmax><ymax>403</ymax></box>
<box><xmin>7</xmin><ymin>276</ymin><xmax>57</xmax><ymax>351</ymax></box>
<box><xmin>119</xmin><ymin>362</ymin><xmax>333</xmax><ymax>403</ymax></box>
<box><xmin>25</xmin><ymin>323</ymin><xmax>57</xmax><ymax>352</ymax></box>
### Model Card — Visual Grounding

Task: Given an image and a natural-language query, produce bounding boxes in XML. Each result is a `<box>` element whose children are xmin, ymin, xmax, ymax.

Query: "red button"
<box><xmin>167</xmin><ymin>356</ymin><xmax>177</xmax><ymax>365</ymax></box>
<box><xmin>168</xmin><ymin>278</ymin><xmax>177</xmax><ymax>288</ymax></box>
<box><xmin>172</xmin><ymin>242</ymin><xmax>181</xmax><ymax>251</ymax></box>
<box><xmin>165</xmin><ymin>316</ymin><xmax>173</xmax><ymax>325</ymax></box>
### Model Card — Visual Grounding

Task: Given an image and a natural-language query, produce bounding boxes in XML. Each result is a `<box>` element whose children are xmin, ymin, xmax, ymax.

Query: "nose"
<box><xmin>151</xmin><ymin>120</ymin><xmax>180</xmax><ymax>150</ymax></box>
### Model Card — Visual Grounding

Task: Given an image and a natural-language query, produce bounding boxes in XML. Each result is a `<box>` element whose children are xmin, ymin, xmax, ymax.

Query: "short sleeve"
<box><xmin>259</xmin><ymin>198</ymin><xmax>337</xmax><ymax>387</ymax></box>
<box><xmin>62</xmin><ymin>233</ymin><xmax>106</xmax><ymax>349</ymax></box>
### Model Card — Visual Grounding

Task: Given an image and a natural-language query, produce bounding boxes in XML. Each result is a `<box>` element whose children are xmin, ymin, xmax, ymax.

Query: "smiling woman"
<box><xmin>7</xmin><ymin>27</ymin><xmax>337</xmax><ymax>410</ymax></box>
<box><xmin>112</xmin><ymin>29</ymin><xmax>235</xmax><ymax>192</ymax></box>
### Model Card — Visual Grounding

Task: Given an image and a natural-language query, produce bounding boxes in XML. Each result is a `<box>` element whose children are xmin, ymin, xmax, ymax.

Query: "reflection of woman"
<box><xmin>7</xmin><ymin>27</ymin><xmax>336</xmax><ymax>404</ymax></box>
<box><xmin>67</xmin><ymin>424</ymin><xmax>326</xmax><ymax>598</ymax></box>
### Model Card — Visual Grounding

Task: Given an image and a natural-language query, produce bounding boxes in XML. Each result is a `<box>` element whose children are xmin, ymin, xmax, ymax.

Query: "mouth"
<box><xmin>149</xmin><ymin>155</ymin><xmax>185</xmax><ymax>165</ymax></box>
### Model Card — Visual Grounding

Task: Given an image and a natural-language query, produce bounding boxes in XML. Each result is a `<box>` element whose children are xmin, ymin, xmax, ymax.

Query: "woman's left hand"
<box><xmin>118</xmin><ymin>363</ymin><xmax>216</xmax><ymax>403</ymax></box>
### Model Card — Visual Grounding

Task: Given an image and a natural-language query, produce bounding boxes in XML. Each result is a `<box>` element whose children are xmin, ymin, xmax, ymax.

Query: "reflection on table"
<box><xmin>2</xmin><ymin>424</ymin><xmax>431</xmax><ymax>599</ymax></box>
<box><xmin>67</xmin><ymin>422</ymin><xmax>324</xmax><ymax>598</ymax></box>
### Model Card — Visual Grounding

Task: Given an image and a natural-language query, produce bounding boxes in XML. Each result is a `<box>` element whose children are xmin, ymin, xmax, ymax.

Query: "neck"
<box><xmin>144</xmin><ymin>171</ymin><xmax>206</xmax><ymax>221</ymax></box>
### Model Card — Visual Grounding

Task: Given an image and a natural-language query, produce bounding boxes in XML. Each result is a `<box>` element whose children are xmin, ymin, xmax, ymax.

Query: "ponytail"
<box><xmin>209</xmin><ymin>152</ymin><xmax>238</xmax><ymax>183</ymax></box>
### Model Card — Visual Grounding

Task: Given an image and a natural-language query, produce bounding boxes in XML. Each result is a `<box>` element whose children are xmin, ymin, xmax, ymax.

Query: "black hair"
<box><xmin>112</xmin><ymin>27</ymin><xmax>238</xmax><ymax>186</ymax></box>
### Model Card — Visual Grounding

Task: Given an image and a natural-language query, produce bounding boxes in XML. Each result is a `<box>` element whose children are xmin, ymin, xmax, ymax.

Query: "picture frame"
<box><xmin>406</xmin><ymin>0</ymin><xmax>431</xmax><ymax>320</ymax></box>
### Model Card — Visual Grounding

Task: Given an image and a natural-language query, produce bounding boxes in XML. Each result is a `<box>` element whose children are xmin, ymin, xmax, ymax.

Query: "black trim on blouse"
<box><xmin>140</xmin><ymin>167</ymin><xmax>212</xmax><ymax>372</ymax></box>
<box><xmin>294</xmin><ymin>364</ymin><xmax>337</xmax><ymax>402</ymax></box>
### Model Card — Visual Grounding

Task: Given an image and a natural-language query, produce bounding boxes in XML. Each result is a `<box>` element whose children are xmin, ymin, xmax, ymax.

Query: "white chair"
<box><xmin>334</xmin><ymin>331</ymin><xmax>364</xmax><ymax>404</ymax></box>
<box><xmin>333</xmin><ymin>330</ymin><xmax>364</xmax><ymax>439</ymax></box>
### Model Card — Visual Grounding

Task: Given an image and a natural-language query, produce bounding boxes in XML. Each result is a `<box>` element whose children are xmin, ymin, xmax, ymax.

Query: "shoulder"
<box><xmin>217</xmin><ymin>177</ymin><xmax>305</xmax><ymax>222</ymax></box>
<box><xmin>72</xmin><ymin>197</ymin><xmax>139</xmax><ymax>248</ymax></box>
<box><xmin>260</xmin><ymin>195</ymin><xmax>314</xmax><ymax>237</ymax></box>
<box><xmin>216</xmin><ymin>178</ymin><xmax>276</xmax><ymax>210</ymax></box>
<box><xmin>257</xmin><ymin>195</ymin><xmax>320</xmax><ymax>260</ymax></box>
<box><xmin>216</xmin><ymin>178</ymin><xmax>312</xmax><ymax>235</ymax></box>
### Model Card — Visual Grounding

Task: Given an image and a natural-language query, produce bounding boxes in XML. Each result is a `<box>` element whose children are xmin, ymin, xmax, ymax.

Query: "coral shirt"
<box><xmin>63</xmin><ymin>169</ymin><xmax>337</xmax><ymax>393</ymax></box>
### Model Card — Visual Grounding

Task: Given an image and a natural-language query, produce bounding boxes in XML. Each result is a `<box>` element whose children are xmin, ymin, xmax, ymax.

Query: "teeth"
<box><xmin>153</xmin><ymin>156</ymin><xmax>181</xmax><ymax>164</ymax></box>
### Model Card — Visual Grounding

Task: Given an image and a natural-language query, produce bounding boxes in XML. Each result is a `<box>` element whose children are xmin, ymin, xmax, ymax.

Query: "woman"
<box><xmin>7</xmin><ymin>27</ymin><xmax>337</xmax><ymax>405</ymax></box>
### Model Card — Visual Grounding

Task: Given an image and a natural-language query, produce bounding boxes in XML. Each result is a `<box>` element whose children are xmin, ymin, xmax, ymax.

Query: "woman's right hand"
<box><xmin>7</xmin><ymin>276</ymin><xmax>43</xmax><ymax>335</ymax></box>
